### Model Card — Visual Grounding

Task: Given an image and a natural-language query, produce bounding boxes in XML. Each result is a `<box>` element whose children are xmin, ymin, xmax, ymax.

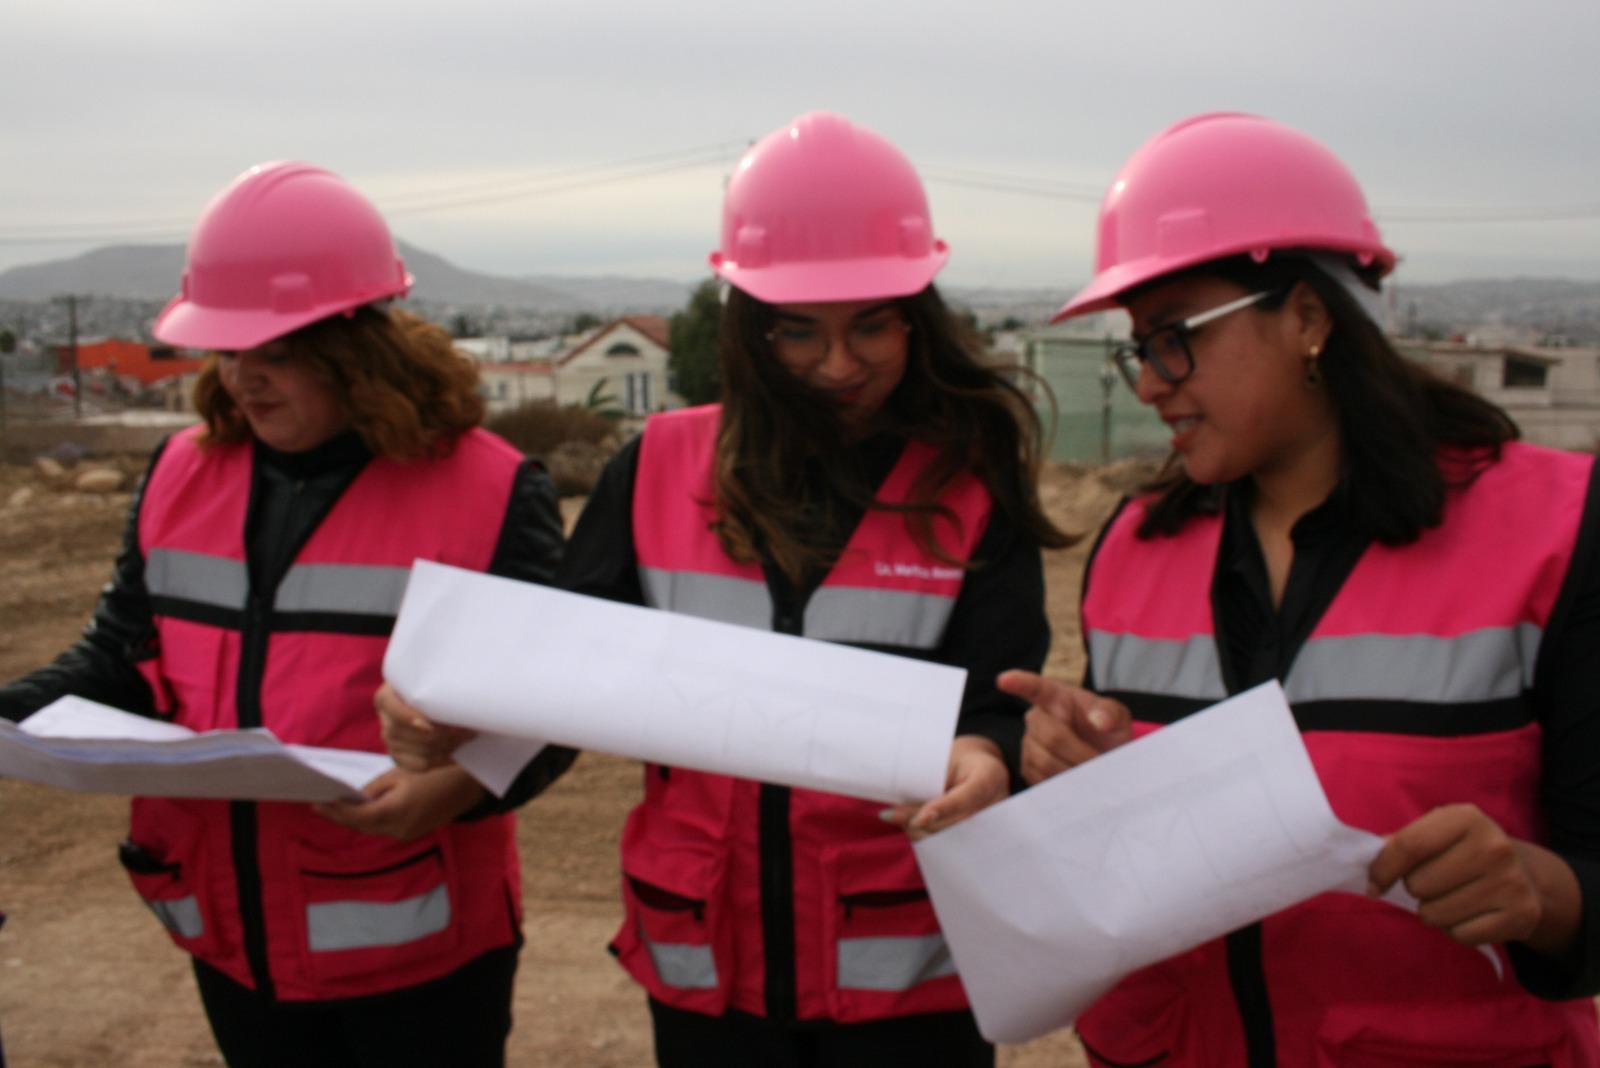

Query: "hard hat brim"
<box><xmin>1052</xmin><ymin>238</ymin><xmax>1396</xmax><ymax>323</ymax></box>
<box><xmin>710</xmin><ymin>247</ymin><xmax>950</xmax><ymax>306</ymax></box>
<box><xmin>152</xmin><ymin>279</ymin><xmax>412</xmax><ymax>352</ymax></box>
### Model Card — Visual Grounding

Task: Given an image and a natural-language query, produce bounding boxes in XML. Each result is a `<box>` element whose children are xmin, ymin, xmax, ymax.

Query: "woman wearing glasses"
<box><xmin>577</xmin><ymin>110</ymin><xmax>1068</xmax><ymax>1068</ymax></box>
<box><xmin>1011</xmin><ymin>112</ymin><xmax>1600</xmax><ymax>1065</ymax></box>
<box><xmin>383</xmin><ymin>110</ymin><xmax>1066</xmax><ymax>1065</ymax></box>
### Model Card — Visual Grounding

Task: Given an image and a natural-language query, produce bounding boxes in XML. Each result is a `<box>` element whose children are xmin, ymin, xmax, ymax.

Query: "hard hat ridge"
<box><xmin>709</xmin><ymin>111</ymin><xmax>949</xmax><ymax>304</ymax></box>
<box><xmin>154</xmin><ymin>161</ymin><xmax>412</xmax><ymax>351</ymax></box>
<box><xmin>1054</xmin><ymin>112</ymin><xmax>1396</xmax><ymax>322</ymax></box>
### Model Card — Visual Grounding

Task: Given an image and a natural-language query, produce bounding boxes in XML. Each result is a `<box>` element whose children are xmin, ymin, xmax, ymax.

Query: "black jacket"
<box><xmin>0</xmin><ymin>430</ymin><xmax>577</xmax><ymax>811</ymax></box>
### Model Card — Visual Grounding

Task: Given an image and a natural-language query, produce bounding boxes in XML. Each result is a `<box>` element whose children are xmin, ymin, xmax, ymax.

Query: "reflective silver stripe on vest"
<box><xmin>1089</xmin><ymin>631</ymin><xmax>1226</xmax><ymax>700</ymax></box>
<box><xmin>640</xmin><ymin>567</ymin><xmax>771</xmax><ymax>630</ymax></box>
<box><xmin>145</xmin><ymin>551</ymin><xmax>410</xmax><ymax>618</ymax></box>
<box><xmin>837</xmin><ymin>934</ymin><xmax>956</xmax><ymax>991</ymax></box>
<box><xmin>805</xmin><ymin>587</ymin><xmax>954</xmax><ymax>650</ymax></box>
<box><xmin>641</xmin><ymin>567</ymin><xmax>956</xmax><ymax>648</ymax></box>
<box><xmin>1285</xmin><ymin>624</ymin><xmax>1541</xmax><ymax>704</ymax></box>
<box><xmin>145</xmin><ymin>549</ymin><xmax>248</xmax><ymax>610</ymax></box>
<box><xmin>642</xmin><ymin>934</ymin><xmax>719</xmax><ymax>989</ymax></box>
<box><xmin>275</xmin><ymin>563</ymin><xmax>411</xmax><ymax>616</ymax></box>
<box><xmin>305</xmin><ymin>885</ymin><xmax>451</xmax><ymax>952</ymax></box>
<box><xmin>145</xmin><ymin>896</ymin><xmax>204</xmax><ymax>940</ymax></box>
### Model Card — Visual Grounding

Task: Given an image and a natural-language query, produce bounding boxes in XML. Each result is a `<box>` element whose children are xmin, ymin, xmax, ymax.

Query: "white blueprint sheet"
<box><xmin>382</xmin><ymin>560</ymin><xmax>965</xmax><ymax>804</ymax></box>
<box><xmin>0</xmin><ymin>696</ymin><xmax>393</xmax><ymax>802</ymax></box>
<box><xmin>913</xmin><ymin>682</ymin><xmax>1495</xmax><ymax>1044</ymax></box>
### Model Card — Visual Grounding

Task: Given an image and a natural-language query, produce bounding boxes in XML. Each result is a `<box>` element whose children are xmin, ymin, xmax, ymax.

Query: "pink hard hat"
<box><xmin>153</xmin><ymin>162</ymin><xmax>412</xmax><ymax>350</ymax></box>
<box><xmin>1053</xmin><ymin>112</ymin><xmax>1396</xmax><ymax>322</ymax></box>
<box><xmin>709</xmin><ymin>111</ymin><xmax>949</xmax><ymax>304</ymax></box>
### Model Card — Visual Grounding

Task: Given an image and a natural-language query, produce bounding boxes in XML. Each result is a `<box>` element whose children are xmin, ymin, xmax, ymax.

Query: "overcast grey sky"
<box><xmin>5</xmin><ymin>0</ymin><xmax>1598</xmax><ymax>291</ymax></box>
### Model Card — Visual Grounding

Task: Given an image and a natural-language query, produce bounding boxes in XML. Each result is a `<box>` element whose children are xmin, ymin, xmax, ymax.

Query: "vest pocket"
<box><xmin>290</xmin><ymin>841</ymin><xmax>459</xmax><ymax>985</ymax></box>
<box><xmin>1073</xmin><ymin>959</ymin><xmax>1192</xmax><ymax>1067</ymax></box>
<box><xmin>121</xmin><ymin>800</ymin><xmax>226</xmax><ymax>960</ymax></box>
<box><xmin>613</xmin><ymin>844</ymin><xmax>731</xmax><ymax>1016</ymax></box>
<box><xmin>1314</xmin><ymin>998</ymin><xmax>1576</xmax><ymax>1066</ymax></box>
<box><xmin>151</xmin><ymin>619</ymin><xmax>232</xmax><ymax>726</ymax></box>
<box><xmin>819</xmin><ymin>833</ymin><xmax>963</xmax><ymax>1022</ymax></box>
<box><xmin>119</xmin><ymin>838</ymin><xmax>210</xmax><ymax>949</ymax></box>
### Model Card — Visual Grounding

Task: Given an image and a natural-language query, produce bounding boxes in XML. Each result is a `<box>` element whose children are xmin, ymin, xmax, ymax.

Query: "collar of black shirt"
<box><xmin>254</xmin><ymin>429</ymin><xmax>371</xmax><ymax>481</ymax></box>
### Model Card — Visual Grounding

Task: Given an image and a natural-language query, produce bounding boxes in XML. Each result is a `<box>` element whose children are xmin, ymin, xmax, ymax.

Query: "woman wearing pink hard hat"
<box><xmin>0</xmin><ymin>161</ymin><xmax>572</xmax><ymax>1067</ymax></box>
<box><xmin>593</xmin><ymin>108</ymin><xmax>1070</xmax><ymax>1068</ymax></box>
<box><xmin>1010</xmin><ymin>112</ymin><xmax>1600</xmax><ymax>1065</ymax></box>
<box><xmin>373</xmin><ymin>109</ymin><xmax>1070</xmax><ymax>1065</ymax></box>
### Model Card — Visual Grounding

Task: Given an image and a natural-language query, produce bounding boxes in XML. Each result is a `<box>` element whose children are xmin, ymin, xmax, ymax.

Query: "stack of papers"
<box><xmin>383</xmin><ymin>560</ymin><xmax>967</xmax><ymax>804</ymax></box>
<box><xmin>913</xmin><ymin>682</ymin><xmax>1496</xmax><ymax>1043</ymax></box>
<box><xmin>0</xmin><ymin>696</ymin><xmax>392</xmax><ymax>802</ymax></box>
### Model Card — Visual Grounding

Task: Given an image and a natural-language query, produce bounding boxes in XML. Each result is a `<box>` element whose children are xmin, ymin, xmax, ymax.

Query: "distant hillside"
<box><xmin>0</xmin><ymin>245</ymin><xmax>185</xmax><ymax>301</ymax></box>
<box><xmin>524</xmin><ymin>274</ymin><xmax>692</xmax><ymax>312</ymax></box>
<box><xmin>0</xmin><ymin>245</ymin><xmax>1080</xmax><ymax>318</ymax></box>
<box><xmin>0</xmin><ymin>242</ymin><xmax>595</xmax><ymax>311</ymax></box>
<box><xmin>4</xmin><ymin>243</ymin><xmax>1600</xmax><ymax>342</ymax></box>
<box><xmin>958</xmin><ymin>278</ymin><xmax>1600</xmax><ymax>344</ymax></box>
<box><xmin>398</xmin><ymin>243</ymin><xmax>593</xmax><ymax>309</ymax></box>
<box><xmin>1390</xmin><ymin>278</ymin><xmax>1600</xmax><ymax>342</ymax></box>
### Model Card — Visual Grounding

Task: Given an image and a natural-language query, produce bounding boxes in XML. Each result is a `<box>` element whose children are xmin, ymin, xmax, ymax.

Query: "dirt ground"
<box><xmin>0</xmin><ymin>456</ymin><xmax>1143</xmax><ymax>1067</ymax></box>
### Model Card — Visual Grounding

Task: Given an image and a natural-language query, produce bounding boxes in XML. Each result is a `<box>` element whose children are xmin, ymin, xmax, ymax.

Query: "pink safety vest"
<box><xmin>124</xmin><ymin>425</ymin><xmax>525</xmax><ymax>1002</ymax></box>
<box><xmin>1078</xmin><ymin>441</ymin><xmax>1600</xmax><ymax>1067</ymax></box>
<box><xmin>610</xmin><ymin>404</ymin><xmax>992</xmax><ymax>1023</ymax></box>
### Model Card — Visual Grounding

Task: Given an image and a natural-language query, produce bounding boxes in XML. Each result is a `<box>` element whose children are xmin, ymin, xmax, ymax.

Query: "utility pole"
<box><xmin>1100</xmin><ymin>334</ymin><xmax>1116</xmax><ymax>463</ymax></box>
<box><xmin>0</xmin><ymin>323</ymin><xmax>12</xmax><ymax>447</ymax></box>
<box><xmin>66</xmin><ymin>294</ymin><xmax>81</xmax><ymax>419</ymax></box>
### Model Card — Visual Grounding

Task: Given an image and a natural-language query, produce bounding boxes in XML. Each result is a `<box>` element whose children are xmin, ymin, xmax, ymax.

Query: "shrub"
<box><xmin>485</xmin><ymin>400</ymin><xmax>621</xmax><ymax>495</ymax></box>
<box><xmin>486</xmin><ymin>400</ymin><xmax>616</xmax><ymax>458</ymax></box>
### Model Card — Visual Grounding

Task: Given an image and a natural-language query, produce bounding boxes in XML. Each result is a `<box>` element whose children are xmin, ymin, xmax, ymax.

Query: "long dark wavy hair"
<box><xmin>1134</xmin><ymin>253</ymin><xmax>1518</xmax><ymax>544</ymax></box>
<box><xmin>194</xmin><ymin>306</ymin><xmax>484</xmax><ymax>461</ymax></box>
<box><xmin>711</xmin><ymin>284</ymin><xmax>1070</xmax><ymax>585</ymax></box>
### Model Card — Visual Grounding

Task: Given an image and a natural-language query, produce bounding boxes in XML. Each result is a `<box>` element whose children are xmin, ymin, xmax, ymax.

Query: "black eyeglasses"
<box><xmin>1109</xmin><ymin>289</ymin><xmax>1282</xmax><ymax>391</ymax></box>
<box><xmin>765</xmin><ymin>307</ymin><xmax>910</xmax><ymax>369</ymax></box>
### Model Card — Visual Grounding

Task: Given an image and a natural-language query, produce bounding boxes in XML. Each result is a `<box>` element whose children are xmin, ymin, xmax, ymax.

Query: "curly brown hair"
<box><xmin>193</xmin><ymin>306</ymin><xmax>484</xmax><ymax>461</ymax></box>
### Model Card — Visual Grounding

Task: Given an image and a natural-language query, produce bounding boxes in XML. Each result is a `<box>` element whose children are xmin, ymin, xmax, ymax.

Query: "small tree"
<box><xmin>669</xmin><ymin>278</ymin><xmax>722</xmax><ymax>406</ymax></box>
<box><xmin>0</xmin><ymin>329</ymin><xmax>15</xmax><ymax>354</ymax></box>
<box><xmin>583</xmin><ymin>377</ymin><xmax>624</xmax><ymax>420</ymax></box>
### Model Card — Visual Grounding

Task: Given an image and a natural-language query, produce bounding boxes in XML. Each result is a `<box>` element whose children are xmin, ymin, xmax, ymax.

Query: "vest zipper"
<box><xmin>232</xmin><ymin>589</ymin><xmax>274</xmax><ymax>999</ymax></box>
<box><xmin>758</xmin><ymin>782</ymin><xmax>796</xmax><ymax>1021</ymax></box>
<box><xmin>231</xmin><ymin>465</ymin><xmax>320</xmax><ymax>1001</ymax></box>
<box><xmin>1224</xmin><ymin>923</ymin><xmax>1276</xmax><ymax>1067</ymax></box>
<box><xmin>1211</xmin><ymin>521</ymin><xmax>1298</xmax><ymax>1068</ymax></box>
<box><xmin>758</xmin><ymin>595</ymin><xmax>805</xmax><ymax>1022</ymax></box>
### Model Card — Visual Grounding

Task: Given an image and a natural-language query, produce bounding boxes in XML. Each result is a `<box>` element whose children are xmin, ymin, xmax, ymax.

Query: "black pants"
<box><xmin>649</xmin><ymin>998</ymin><xmax>994</xmax><ymax>1068</ymax></box>
<box><xmin>193</xmin><ymin>946</ymin><xmax>517</xmax><ymax>1068</ymax></box>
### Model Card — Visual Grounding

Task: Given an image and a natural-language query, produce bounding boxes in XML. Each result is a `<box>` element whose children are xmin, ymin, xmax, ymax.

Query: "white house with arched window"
<box><xmin>549</xmin><ymin>315</ymin><xmax>682</xmax><ymax>417</ymax></box>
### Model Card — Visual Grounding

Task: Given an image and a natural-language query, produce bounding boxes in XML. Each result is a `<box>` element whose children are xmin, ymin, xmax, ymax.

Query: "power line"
<box><xmin>0</xmin><ymin>224</ymin><xmax>193</xmax><ymax>246</ymax></box>
<box><xmin>376</xmin><ymin>139</ymin><xmax>750</xmax><ymax>209</ymax></box>
<box><xmin>0</xmin><ymin>215</ymin><xmax>196</xmax><ymax>236</ymax></box>
<box><xmin>0</xmin><ymin>140</ymin><xmax>752</xmax><ymax>246</ymax></box>
<box><xmin>922</xmin><ymin>166</ymin><xmax>1104</xmax><ymax>202</ymax></box>
<box><xmin>925</xmin><ymin>167</ymin><xmax>1600</xmax><ymax>223</ymax></box>
<box><xmin>6</xmin><ymin>144</ymin><xmax>1600</xmax><ymax>247</ymax></box>
<box><xmin>1377</xmin><ymin>203</ymin><xmax>1600</xmax><ymax>223</ymax></box>
<box><xmin>379</xmin><ymin>146</ymin><xmax>745</xmax><ymax>216</ymax></box>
